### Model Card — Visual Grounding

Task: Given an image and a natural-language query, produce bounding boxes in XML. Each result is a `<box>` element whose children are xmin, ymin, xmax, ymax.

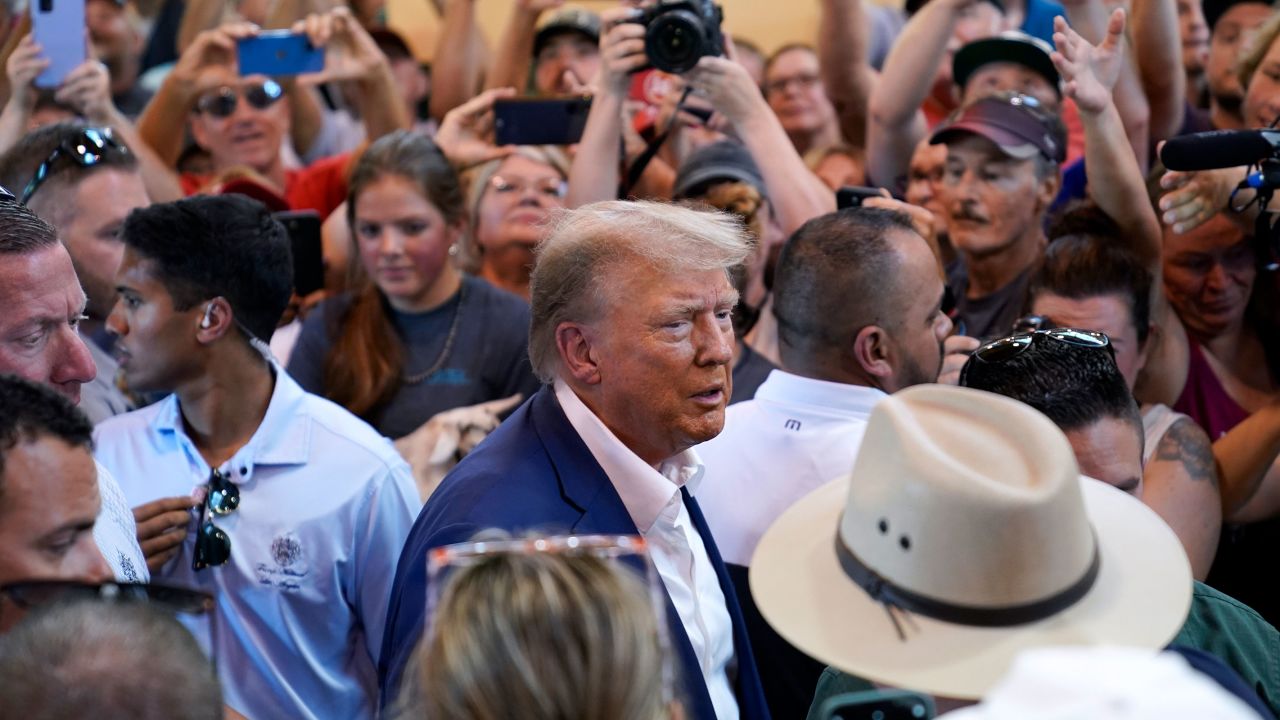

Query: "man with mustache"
<box><xmin>379</xmin><ymin>201</ymin><xmax>771</xmax><ymax>720</ymax></box>
<box><xmin>930</xmin><ymin>92</ymin><xmax>1066</xmax><ymax>339</ymax></box>
<box><xmin>695</xmin><ymin>206</ymin><xmax>952</xmax><ymax>719</ymax></box>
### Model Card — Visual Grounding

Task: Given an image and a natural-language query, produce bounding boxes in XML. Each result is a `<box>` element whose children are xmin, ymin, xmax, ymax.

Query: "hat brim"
<box><xmin>930</xmin><ymin>123</ymin><xmax>1043</xmax><ymax>160</ymax></box>
<box><xmin>750</xmin><ymin>476</ymin><xmax>1192</xmax><ymax>700</ymax></box>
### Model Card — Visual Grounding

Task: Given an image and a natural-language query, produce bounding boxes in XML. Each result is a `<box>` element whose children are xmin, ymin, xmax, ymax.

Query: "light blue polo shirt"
<box><xmin>94</xmin><ymin>368</ymin><xmax>421</xmax><ymax>720</ymax></box>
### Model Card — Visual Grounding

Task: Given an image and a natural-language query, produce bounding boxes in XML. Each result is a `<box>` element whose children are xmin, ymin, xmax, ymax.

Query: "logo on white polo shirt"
<box><xmin>272</xmin><ymin>535</ymin><xmax>303</xmax><ymax>567</ymax></box>
<box><xmin>785</xmin><ymin>419</ymin><xmax>802</xmax><ymax>431</ymax></box>
<box><xmin>256</xmin><ymin>532</ymin><xmax>309</xmax><ymax>591</ymax></box>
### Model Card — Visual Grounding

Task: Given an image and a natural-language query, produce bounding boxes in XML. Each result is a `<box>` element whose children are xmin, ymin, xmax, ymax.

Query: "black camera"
<box><xmin>633</xmin><ymin>0</ymin><xmax>725</xmax><ymax>75</ymax></box>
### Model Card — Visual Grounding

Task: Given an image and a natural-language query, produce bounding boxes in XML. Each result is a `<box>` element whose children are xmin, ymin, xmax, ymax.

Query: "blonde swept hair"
<box><xmin>404</xmin><ymin>551</ymin><xmax>673</xmax><ymax>720</ymax></box>
<box><xmin>457</xmin><ymin>146</ymin><xmax>571</xmax><ymax>274</ymax></box>
<box><xmin>528</xmin><ymin>200</ymin><xmax>754</xmax><ymax>383</ymax></box>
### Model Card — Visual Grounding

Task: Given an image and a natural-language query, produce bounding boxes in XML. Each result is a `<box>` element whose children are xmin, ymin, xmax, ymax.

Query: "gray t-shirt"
<box><xmin>946</xmin><ymin>258</ymin><xmax>1036</xmax><ymax>342</ymax></box>
<box><xmin>287</xmin><ymin>275</ymin><xmax>540</xmax><ymax>439</ymax></box>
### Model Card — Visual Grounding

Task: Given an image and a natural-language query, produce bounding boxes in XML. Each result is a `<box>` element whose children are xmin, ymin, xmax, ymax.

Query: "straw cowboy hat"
<box><xmin>750</xmin><ymin>385</ymin><xmax>1191</xmax><ymax>700</ymax></box>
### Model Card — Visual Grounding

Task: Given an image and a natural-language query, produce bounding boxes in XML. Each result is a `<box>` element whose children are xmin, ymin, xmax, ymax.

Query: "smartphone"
<box><xmin>818</xmin><ymin>689</ymin><xmax>936</xmax><ymax>720</ymax></box>
<box><xmin>274</xmin><ymin>211</ymin><xmax>325</xmax><ymax>296</ymax></box>
<box><xmin>237</xmin><ymin>32</ymin><xmax>325</xmax><ymax>77</ymax></box>
<box><xmin>31</xmin><ymin>0</ymin><xmax>87</xmax><ymax>88</ymax></box>
<box><xmin>493</xmin><ymin>97</ymin><xmax>592</xmax><ymax>146</ymax></box>
<box><xmin>836</xmin><ymin>186</ymin><xmax>886</xmax><ymax>210</ymax></box>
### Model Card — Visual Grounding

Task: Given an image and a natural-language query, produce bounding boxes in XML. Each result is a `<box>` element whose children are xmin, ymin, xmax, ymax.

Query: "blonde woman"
<box><xmin>403</xmin><ymin>542</ymin><xmax>678</xmax><ymax>720</ymax></box>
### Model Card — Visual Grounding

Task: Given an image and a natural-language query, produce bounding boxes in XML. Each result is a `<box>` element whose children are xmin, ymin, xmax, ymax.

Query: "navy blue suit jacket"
<box><xmin>378</xmin><ymin>387</ymin><xmax>771</xmax><ymax>720</ymax></box>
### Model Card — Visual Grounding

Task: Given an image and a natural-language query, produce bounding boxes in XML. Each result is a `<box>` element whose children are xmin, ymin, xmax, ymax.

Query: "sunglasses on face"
<box><xmin>194</xmin><ymin>79</ymin><xmax>284</xmax><ymax>118</ymax></box>
<box><xmin>958</xmin><ymin>328</ymin><xmax>1113</xmax><ymax>386</ymax></box>
<box><xmin>0</xmin><ymin>580</ymin><xmax>214</xmax><ymax>615</ymax></box>
<box><xmin>193</xmin><ymin>468</ymin><xmax>240</xmax><ymax>571</ymax></box>
<box><xmin>20</xmin><ymin>127</ymin><xmax>130</xmax><ymax>205</ymax></box>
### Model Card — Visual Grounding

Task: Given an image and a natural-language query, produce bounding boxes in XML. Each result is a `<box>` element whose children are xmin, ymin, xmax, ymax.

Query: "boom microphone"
<box><xmin>1160</xmin><ymin>129</ymin><xmax>1280</xmax><ymax>171</ymax></box>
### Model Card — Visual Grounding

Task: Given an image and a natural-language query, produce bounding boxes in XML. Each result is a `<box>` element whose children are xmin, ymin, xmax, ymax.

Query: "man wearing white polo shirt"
<box><xmin>93</xmin><ymin>195</ymin><xmax>419</xmax><ymax>720</ymax></box>
<box><xmin>696</xmin><ymin>206</ymin><xmax>952</xmax><ymax>719</ymax></box>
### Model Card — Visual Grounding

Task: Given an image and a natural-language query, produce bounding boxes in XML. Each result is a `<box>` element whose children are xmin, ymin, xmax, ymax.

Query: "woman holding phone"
<box><xmin>287</xmin><ymin>130</ymin><xmax>538</xmax><ymax>440</ymax></box>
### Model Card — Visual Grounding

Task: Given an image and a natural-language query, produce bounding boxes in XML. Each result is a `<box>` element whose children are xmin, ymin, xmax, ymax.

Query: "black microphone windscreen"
<box><xmin>1160</xmin><ymin>130</ymin><xmax>1280</xmax><ymax>171</ymax></box>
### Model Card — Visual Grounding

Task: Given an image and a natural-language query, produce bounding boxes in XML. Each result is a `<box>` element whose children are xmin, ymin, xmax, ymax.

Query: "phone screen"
<box><xmin>493</xmin><ymin>97</ymin><xmax>592</xmax><ymax>146</ymax></box>
<box><xmin>31</xmin><ymin>0</ymin><xmax>87</xmax><ymax>87</ymax></box>
<box><xmin>274</xmin><ymin>211</ymin><xmax>324</xmax><ymax>297</ymax></box>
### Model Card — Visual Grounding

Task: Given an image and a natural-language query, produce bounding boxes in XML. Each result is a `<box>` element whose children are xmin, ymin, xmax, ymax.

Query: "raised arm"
<box><xmin>296</xmin><ymin>7</ymin><xmax>411</xmax><ymax>142</ymax></box>
<box><xmin>1052</xmin><ymin>11</ymin><xmax>1160</xmax><ymax>263</ymax></box>
<box><xmin>866</xmin><ymin>0</ymin><xmax>972</xmax><ymax>189</ymax></box>
<box><xmin>686</xmin><ymin>56</ymin><xmax>835</xmax><ymax>235</ymax></box>
<box><xmin>0</xmin><ymin>35</ymin><xmax>47</xmax><ymax>156</ymax></box>
<box><xmin>485</xmin><ymin>0</ymin><xmax>563</xmax><ymax>93</ymax></box>
<box><xmin>1130</xmin><ymin>0</ymin><xmax>1186</xmax><ymax>144</ymax></box>
<box><xmin>429</xmin><ymin>0</ymin><xmax>489</xmax><ymax>121</ymax></box>
<box><xmin>565</xmin><ymin>8</ymin><xmax>645</xmax><ymax>208</ymax></box>
<box><xmin>818</xmin><ymin>0</ymin><xmax>876</xmax><ymax>147</ymax></box>
<box><xmin>1218</xmin><ymin>401</ymin><xmax>1280</xmax><ymax>522</ymax></box>
<box><xmin>1060</xmin><ymin>0</ymin><xmax>1151</xmax><ymax>171</ymax></box>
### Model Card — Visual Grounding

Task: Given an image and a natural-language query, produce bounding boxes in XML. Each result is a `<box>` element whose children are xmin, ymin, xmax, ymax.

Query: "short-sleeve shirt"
<box><xmin>946</xmin><ymin>258</ymin><xmax>1036</xmax><ymax>342</ymax></box>
<box><xmin>287</xmin><ymin>275</ymin><xmax>541</xmax><ymax>439</ymax></box>
<box><xmin>94</xmin><ymin>368</ymin><xmax>420</xmax><ymax>720</ymax></box>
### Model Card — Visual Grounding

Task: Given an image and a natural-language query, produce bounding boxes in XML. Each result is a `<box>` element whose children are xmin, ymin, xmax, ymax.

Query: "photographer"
<box><xmin>568</xmin><ymin>4</ymin><xmax>833</xmax><ymax>238</ymax></box>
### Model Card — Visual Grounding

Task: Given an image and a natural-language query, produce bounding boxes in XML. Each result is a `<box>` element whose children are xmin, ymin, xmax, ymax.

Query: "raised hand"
<box><xmin>170</xmin><ymin>22</ymin><xmax>260</xmax><ymax>86</ymax></box>
<box><xmin>435</xmin><ymin>87</ymin><xmax>518</xmax><ymax>168</ymax></box>
<box><xmin>1050</xmin><ymin>9</ymin><xmax>1126</xmax><ymax>115</ymax></box>
<box><xmin>293</xmin><ymin>6</ymin><xmax>386</xmax><ymax>85</ymax></box>
<box><xmin>684</xmin><ymin>55</ymin><xmax>767</xmax><ymax>128</ymax></box>
<box><xmin>1158</xmin><ymin>161</ymin><xmax>1240</xmax><ymax>234</ymax></box>
<box><xmin>5</xmin><ymin>35</ymin><xmax>50</xmax><ymax>111</ymax></box>
<box><xmin>597</xmin><ymin>6</ymin><xmax>648</xmax><ymax>97</ymax></box>
<box><xmin>55</xmin><ymin>60</ymin><xmax>116</xmax><ymax>125</ymax></box>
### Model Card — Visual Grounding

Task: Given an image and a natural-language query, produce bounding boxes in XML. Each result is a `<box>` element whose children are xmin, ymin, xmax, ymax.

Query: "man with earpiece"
<box><xmin>92</xmin><ymin>194</ymin><xmax>421</xmax><ymax>720</ymax></box>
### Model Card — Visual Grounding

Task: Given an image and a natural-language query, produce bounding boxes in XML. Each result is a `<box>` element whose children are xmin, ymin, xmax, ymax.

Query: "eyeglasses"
<box><xmin>958</xmin><ymin>328</ymin><xmax>1113</xmax><ymax>386</ymax></box>
<box><xmin>193</xmin><ymin>468</ymin><xmax>240</xmax><ymax>571</ymax></box>
<box><xmin>488</xmin><ymin>174</ymin><xmax>567</xmax><ymax>200</ymax></box>
<box><xmin>19</xmin><ymin>127</ymin><xmax>129</xmax><ymax>205</ymax></box>
<box><xmin>0</xmin><ymin>184</ymin><xmax>15</xmax><ymax>202</ymax></box>
<box><xmin>194</xmin><ymin>79</ymin><xmax>284</xmax><ymax>118</ymax></box>
<box><xmin>764</xmin><ymin>72</ymin><xmax>822</xmax><ymax>97</ymax></box>
<box><xmin>0</xmin><ymin>580</ymin><xmax>214</xmax><ymax>615</ymax></box>
<box><xmin>425</xmin><ymin>535</ymin><xmax>674</xmax><ymax>703</ymax></box>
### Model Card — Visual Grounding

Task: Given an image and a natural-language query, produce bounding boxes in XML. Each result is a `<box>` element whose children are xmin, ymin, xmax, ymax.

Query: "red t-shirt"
<box><xmin>180</xmin><ymin>151</ymin><xmax>354</xmax><ymax>219</ymax></box>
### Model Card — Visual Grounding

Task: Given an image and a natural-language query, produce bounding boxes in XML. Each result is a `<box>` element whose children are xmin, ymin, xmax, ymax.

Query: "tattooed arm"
<box><xmin>1142</xmin><ymin>417</ymin><xmax>1221</xmax><ymax>580</ymax></box>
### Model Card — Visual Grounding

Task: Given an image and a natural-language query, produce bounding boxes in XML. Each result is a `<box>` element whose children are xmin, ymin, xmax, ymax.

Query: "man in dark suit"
<box><xmin>379</xmin><ymin>200</ymin><xmax>770</xmax><ymax>720</ymax></box>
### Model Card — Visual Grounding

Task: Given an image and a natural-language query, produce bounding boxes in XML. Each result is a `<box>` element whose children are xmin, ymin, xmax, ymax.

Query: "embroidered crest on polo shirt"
<box><xmin>256</xmin><ymin>532</ymin><xmax>309</xmax><ymax>591</ymax></box>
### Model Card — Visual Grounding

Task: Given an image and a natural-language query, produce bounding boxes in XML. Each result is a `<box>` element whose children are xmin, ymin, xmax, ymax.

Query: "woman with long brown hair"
<box><xmin>288</xmin><ymin>130</ymin><xmax>538</xmax><ymax>439</ymax></box>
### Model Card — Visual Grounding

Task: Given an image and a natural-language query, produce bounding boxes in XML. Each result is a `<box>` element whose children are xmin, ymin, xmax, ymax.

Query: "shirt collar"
<box><xmin>554</xmin><ymin>379</ymin><xmax>704</xmax><ymax>533</ymax></box>
<box><xmin>150</xmin><ymin>363</ymin><xmax>312</xmax><ymax>478</ymax></box>
<box><xmin>755</xmin><ymin>369</ymin><xmax>888</xmax><ymax>416</ymax></box>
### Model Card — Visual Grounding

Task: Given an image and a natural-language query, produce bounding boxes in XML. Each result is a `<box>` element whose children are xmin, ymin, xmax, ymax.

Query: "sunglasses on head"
<box><xmin>195</xmin><ymin>79</ymin><xmax>284</xmax><ymax>118</ymax></box>
<box><xmin>958</xmin><ymin>328</ymin><xmax>1113</xmax><ymax>386</ymax></box>
<box><xmin>20</xmin><ymin>127</ymin><xmax>129</xmax><ymax>205</ymax></box>
<box><xmin>193</xmin><ymin>468</ymin><xmax>240</xmax><ymax>571</ymax></box>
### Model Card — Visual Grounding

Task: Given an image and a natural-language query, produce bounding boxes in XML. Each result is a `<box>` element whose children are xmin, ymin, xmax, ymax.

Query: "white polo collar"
<box><xmin>754</xmin><ymin>369</ymin><xmax>888</xmax><ymax>416</ymax></box>
<box><xmin>554</xmin><ymin>379</ymin><xmax>704</xmax><ymax>533</ymax></box>
<box><xmin>150</xmin><ymin>363</ymin><xmax>312</xmax><ymax>481</ymax></box>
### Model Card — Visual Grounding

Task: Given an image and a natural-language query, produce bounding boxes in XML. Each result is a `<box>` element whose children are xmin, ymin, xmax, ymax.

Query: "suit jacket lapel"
<box><xmin>527</xmin><ymin>388</ymin><xmax>722</xmax><ymax>719</ymax></box>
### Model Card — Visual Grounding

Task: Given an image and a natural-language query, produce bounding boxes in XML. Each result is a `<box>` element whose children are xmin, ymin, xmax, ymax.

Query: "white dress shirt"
<box><xmin>697</xmin><ymin>370</ymin><xmax>887</xmax><ymax>566</ymax></box>
<box><xmin>94</xmin><ymin>368</ymin><xmax>420</xmax><ymax>720</ymax></box>
<box><xmin>555</xmin><ymin>380</ymin><xmax>740</xmax><ymax>720</ymax></box>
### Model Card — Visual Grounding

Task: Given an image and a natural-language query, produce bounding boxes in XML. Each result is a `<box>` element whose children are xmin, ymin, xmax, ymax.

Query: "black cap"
<box><xmin>533</xmin><ymin>8</ymin><xmax>602</xmax><ymax>58</ymax></box>
<box><xmin>674</xmin><ymin>141</ymin><xmax>766</xmax><ymax>199</ymax></box>
<box><xmin>953</xmin><ymin>31</ymin><xmax>1061</xmax><ymax>98</ymax></box>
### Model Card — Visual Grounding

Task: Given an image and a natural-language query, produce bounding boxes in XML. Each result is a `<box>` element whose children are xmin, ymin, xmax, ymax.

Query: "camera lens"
<box><xmin>645</xmin><ymin>10</ymin><xmax>705</xmax><ymax>74</ymax></box>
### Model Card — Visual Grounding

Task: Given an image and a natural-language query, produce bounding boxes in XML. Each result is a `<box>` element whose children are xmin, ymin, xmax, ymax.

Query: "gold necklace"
<box><xmin>402</xmin><ymin>281</ymin><xmax>468</xmax><ymax>385</ymax></box>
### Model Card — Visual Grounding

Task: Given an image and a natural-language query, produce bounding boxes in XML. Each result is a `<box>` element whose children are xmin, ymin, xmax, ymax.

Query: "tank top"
<box><xmin>1141</xmin><ymin>404</ymin><xmax>1186</xmax><ymax>465</ymax></box>
<box><xmin>1173</xmin><ymin>340</ymin><xmax>1251</xmax><ymax>440</ymax></box>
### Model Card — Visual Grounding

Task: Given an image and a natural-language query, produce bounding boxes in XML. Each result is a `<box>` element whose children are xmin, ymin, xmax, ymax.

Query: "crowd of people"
<box><xmin>0</xmin><ymin>0</ymin><xmax>1278</xmax><ymax>717</ymax></box>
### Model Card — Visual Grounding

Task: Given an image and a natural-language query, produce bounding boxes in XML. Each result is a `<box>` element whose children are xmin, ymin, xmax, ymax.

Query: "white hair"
<box><xmin>528</xmin><ymin>200</ymin><xmax>754</xmax><ymax>383</ymax></box>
